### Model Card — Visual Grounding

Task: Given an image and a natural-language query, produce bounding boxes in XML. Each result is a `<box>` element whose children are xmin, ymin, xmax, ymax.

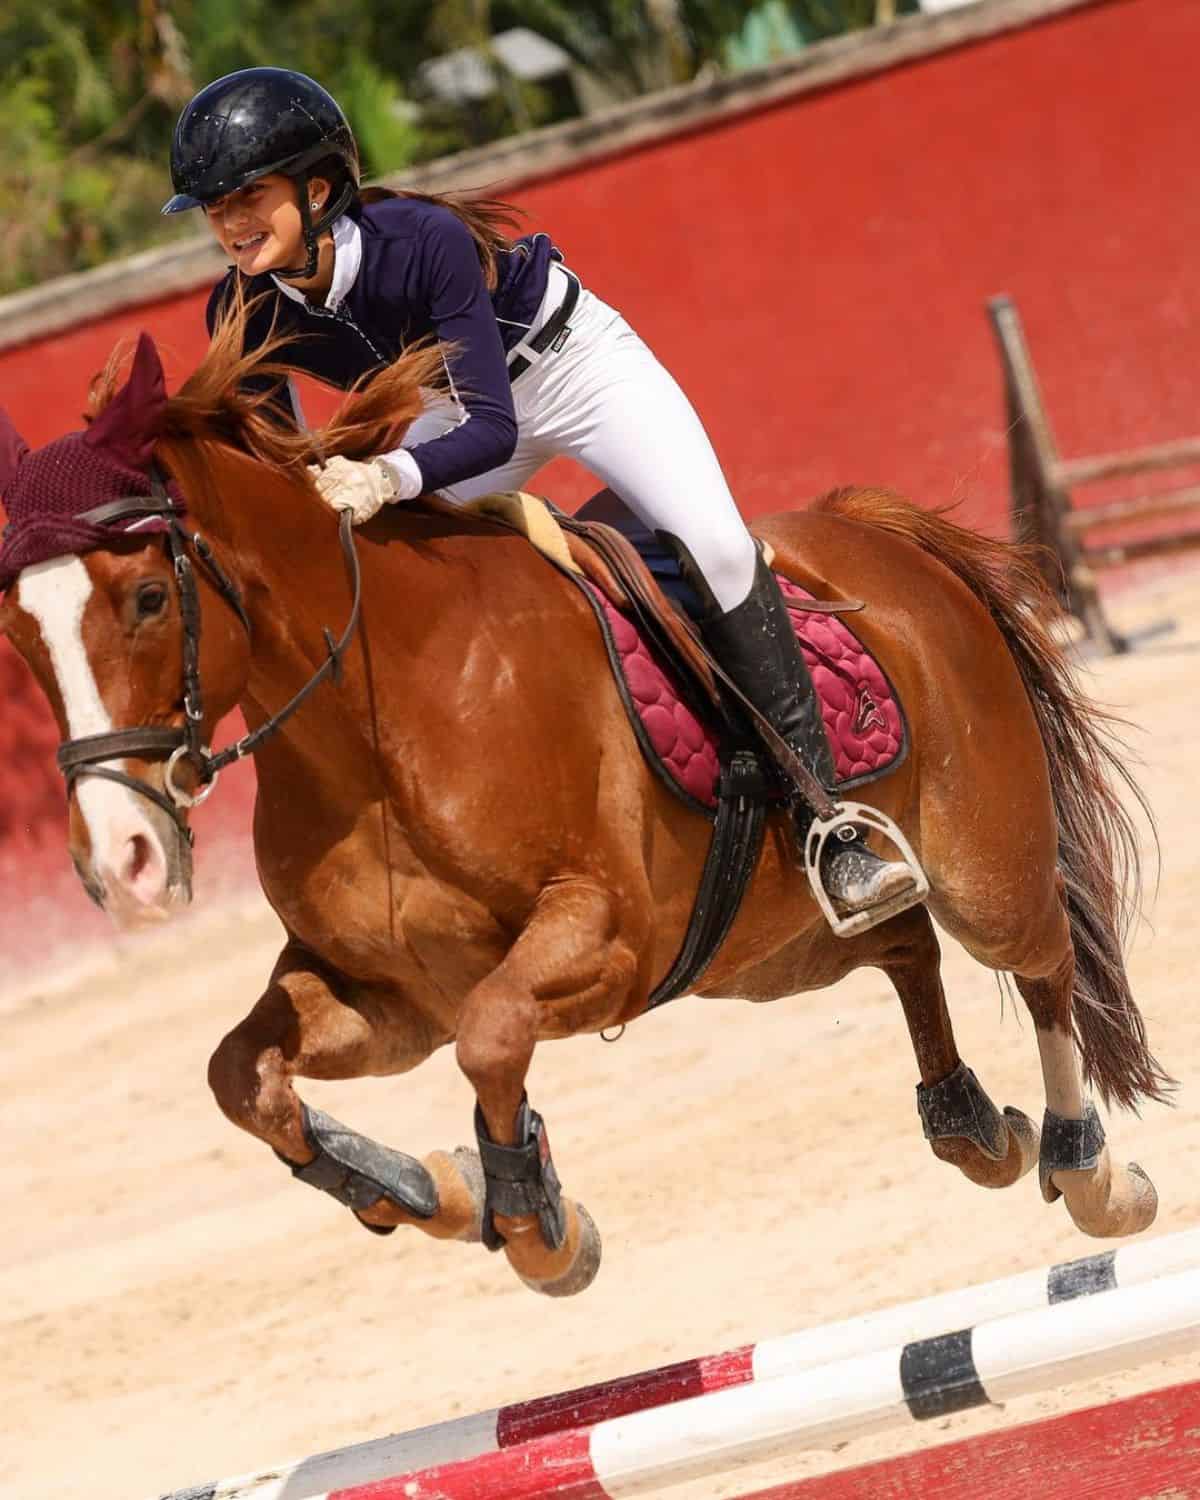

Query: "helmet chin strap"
<box><xmin>273</xmin><ymin>176</ymin><xmax>357</xmax><ymax>282</ymax></box>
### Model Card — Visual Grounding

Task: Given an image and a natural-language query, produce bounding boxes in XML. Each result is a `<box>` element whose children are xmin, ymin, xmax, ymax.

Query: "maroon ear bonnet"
<box><xmin>84</xmin><ymin>331</ymin><xmax>167</xmax><ymax>468</ymax></box>
<box><xmin>0</xmin><ymin>407</ymin><xmax>29</xmax><ymax>500</ymax></box>
<box><xmin>0</xmin><ymin>332</ymin><xmax>179</xmax><ymax>592</ymax></box>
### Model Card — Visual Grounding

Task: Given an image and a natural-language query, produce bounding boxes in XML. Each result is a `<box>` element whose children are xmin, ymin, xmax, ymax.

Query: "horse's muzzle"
<box><xmin>70</xmin><ymin>791</ymin><xmax>194</xmax><ymax>929</ymax></box>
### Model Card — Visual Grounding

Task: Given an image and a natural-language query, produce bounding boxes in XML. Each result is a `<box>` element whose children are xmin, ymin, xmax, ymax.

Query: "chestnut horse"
<box><xmin>0</xmin><ymin>325</ymin><xmax>1169</xmax><ymax>1296</ymax></box>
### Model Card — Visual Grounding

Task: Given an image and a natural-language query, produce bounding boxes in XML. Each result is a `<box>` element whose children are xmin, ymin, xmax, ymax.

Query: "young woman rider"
<box><xmin>162</xmin><ymin>66</ymin><xmax>919</xmax><ymax>924</ymax></box>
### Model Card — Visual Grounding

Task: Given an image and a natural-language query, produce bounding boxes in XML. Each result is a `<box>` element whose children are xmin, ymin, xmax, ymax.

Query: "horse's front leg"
<box><xmin>455</xmin><ymin>877</ymin><xmax>643</xmax><ymax>1298</ymax></box>
<box><xmin>206</xmin><ymin>939</ymin><xmax>485</xmax><ymax>1244</ymax></box>
<box><xmin>882</xmin><ymin>909</ymin><xmax>1040</xmax><ymax>1188</ymax></box>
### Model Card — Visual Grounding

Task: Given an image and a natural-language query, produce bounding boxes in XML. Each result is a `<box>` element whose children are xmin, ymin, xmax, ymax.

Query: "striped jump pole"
<box><xmin>154</xmin><ymin>1229</ymin><xmax>1200</xmax><ymax>1500</ymax></box>
<box><xmin>284</xmin><ymin>1268</ymin><xmax>1200</xmax><ymax>1499</ymax></box>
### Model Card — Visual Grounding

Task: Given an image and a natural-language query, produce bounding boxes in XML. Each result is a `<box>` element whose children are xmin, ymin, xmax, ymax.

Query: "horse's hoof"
<box><xmin>515</xmin><ymin>1202</ymin><xmax>603</xmax><ymax>1298</ymax></box>
<box><xmin>930</xmin><ymin>1106</ymin><xmax>1040</xmax><ymax>1189</ymax></box>
<box><xmin>1002</xmin><ymin>1105</ymin><xmax>1041</xmax><ymax>1181</ymax></box>
<box><xmin>1055</xmin><ymin>1149</ymin><xmax>1159</xmax><ymax>1238</ymax></box>
<box><xmin>1125</xmin><ymin>1163</ymin><xmax>1159</xmax><ymax>1234</ymax></box>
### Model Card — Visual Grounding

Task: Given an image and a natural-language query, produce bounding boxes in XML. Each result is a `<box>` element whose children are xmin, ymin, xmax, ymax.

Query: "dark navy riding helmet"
<box><xmin>163</xmin><ymin>66</ymin><xmax>359</xmax><ymax>214</ymax></box>
<box><xmin>163</xmin><ymin>67</ymin><xmax>360</xmax><ymax>278</ymax></box>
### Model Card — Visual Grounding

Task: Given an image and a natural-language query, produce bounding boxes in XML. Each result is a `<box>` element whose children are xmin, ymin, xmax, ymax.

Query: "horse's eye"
<box><xmin>136</xmin><ymin>582</ymin><xmax>169</xmax><ymax>619</ymax></box>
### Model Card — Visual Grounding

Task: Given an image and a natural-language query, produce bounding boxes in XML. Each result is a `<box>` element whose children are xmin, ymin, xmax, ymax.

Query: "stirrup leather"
<box><xmin>804</xmin><ymin>800</ymin><xmax>930</xmax><ymax>938</ymax></box>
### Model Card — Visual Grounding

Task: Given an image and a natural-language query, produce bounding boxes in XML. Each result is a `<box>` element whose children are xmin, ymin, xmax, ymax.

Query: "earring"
<box><xmin>310</xmin><ymin>201</ymin><xmax>319</xmax><ymax>210</ymax></box>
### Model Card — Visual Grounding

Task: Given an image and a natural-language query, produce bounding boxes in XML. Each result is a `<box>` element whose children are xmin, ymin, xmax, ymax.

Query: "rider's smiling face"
<box><xmin>203</xmin><ymin>173</ymin><xmax>325</xmax><ymax>275</ymax></box>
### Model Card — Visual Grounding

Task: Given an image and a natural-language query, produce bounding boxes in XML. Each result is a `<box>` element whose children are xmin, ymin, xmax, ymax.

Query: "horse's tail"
<box><xmin>814</xmin><ymin>487</ymin><xmax>1173</xmax><ymax>1110</ymax></box>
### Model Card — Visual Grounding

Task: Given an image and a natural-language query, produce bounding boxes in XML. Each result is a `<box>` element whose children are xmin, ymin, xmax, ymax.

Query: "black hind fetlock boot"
<box><xmin>662</xmin><ymin>537</ymin><xmax>917</xmax><ymax>918</ymax></box>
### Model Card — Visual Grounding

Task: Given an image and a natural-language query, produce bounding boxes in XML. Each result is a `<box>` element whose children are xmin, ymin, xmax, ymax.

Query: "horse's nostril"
<box><xmin>120</xmin><ymin>833</ymin><xmax>166</xmax><ymax>901</ymax></box>
<box><xmin>124</xmin><ymin>834</ymin><xmax>152</xmax><ymax>884</ymax></box>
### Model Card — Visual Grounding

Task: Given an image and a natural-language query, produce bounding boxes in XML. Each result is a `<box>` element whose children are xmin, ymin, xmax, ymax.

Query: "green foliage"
<box><xmin>0</xmin><ymin>0</ymin><xmax>903</xmax><ymax>294</ymax></box>
<box><xmin>336</xmin><ymin>58</ymin><xmax>426</xmax><ymax>177</ymax></box>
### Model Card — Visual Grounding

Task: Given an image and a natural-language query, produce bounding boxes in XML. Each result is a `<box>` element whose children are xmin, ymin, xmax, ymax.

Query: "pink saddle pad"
<box><xmin>588</xmin><ymin>577</ymin><xmax>906</xmax><ymax>811</ymax></box>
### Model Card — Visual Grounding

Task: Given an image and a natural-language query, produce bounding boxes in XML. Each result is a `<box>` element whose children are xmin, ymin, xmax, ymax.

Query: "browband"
<box><xmin>78</xmin><ymin>494</ymin><xmax>178</xmax><ymax>529</ymax></box>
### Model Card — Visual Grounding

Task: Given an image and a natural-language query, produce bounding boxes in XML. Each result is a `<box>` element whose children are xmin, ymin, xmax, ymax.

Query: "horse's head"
<box><xmin>0</xmin><ymin>335</ymin><xmax>251</xmax><ymax>928</ymax></box>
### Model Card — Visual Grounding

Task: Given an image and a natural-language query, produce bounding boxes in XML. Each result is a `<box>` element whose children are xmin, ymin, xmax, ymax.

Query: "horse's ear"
<box><xmin>84</xmin><ymin>332</ymin><xmax>167</xmax><ymax>469</ymax></box>
<box><xmin>0</xmin><ymin>407</ymin><xmax>29</xmax><ymax>503</ymax></box>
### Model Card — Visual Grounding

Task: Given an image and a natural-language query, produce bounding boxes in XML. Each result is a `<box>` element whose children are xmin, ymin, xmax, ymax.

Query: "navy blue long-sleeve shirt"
<box><xmin>205</xmin><ymin>196</ymin><xmax>562</xmax><ymax>494</ymax></box>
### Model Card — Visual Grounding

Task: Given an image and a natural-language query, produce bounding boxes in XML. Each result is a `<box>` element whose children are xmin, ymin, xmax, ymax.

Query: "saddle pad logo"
<box><xmin>854</xmin><ymin>685</ymin><xmax>887</xmax><ymax>736</ymax></box>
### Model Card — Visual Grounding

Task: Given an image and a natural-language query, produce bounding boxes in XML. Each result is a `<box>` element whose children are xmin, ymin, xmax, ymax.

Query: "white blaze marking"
<box><xmin>17</xmin><ymin>556</ymin><xmax>160</xmax><ymax>872</ymax></box>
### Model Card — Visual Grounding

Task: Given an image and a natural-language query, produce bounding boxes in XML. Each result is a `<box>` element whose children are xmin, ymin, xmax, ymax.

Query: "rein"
<box><xmin>56</xmin><ymin>471</ymin><xmax>361</xmax><ymax>841</ymax></box>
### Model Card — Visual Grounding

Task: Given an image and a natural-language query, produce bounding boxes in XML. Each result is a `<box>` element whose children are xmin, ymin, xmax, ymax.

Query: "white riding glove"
<box><xmin>309</xmin><ymin>450</ymin><xmax>424</xmax><ymax>525</ymax></box>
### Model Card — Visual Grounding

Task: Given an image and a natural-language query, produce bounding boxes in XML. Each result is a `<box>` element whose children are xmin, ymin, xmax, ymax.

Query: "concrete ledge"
<box><xmin>0</xmin><ymin>0</ymin><xmax>1105</xmax><ymax>352</ymax></box>
<box><xmin>0</xmin><ymin>238</ymin><xmax>228</xmax><ymax>353</ymax></box>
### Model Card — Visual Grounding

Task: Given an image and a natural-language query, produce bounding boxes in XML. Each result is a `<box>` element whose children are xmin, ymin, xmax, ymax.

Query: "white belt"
<box><xmin>506</xmin><ymin>264</ymin><xmax>574</xmax><ymax>371</ymax></box>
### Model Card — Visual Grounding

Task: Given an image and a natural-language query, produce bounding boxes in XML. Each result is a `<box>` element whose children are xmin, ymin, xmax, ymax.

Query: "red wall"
<box><xmin>3</xmin><ymin>0</ymin><xmax>1197</xmax><ymax>937</ymax></box>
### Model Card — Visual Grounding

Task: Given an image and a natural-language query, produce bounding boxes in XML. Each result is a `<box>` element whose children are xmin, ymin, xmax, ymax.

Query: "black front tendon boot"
<box><xmin>663</xmin><ymin>537</ymin><xmax>919</xmax><ymax>921</ymax></box>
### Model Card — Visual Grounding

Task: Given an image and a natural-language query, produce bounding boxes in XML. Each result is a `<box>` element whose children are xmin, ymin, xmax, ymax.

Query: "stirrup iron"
<box><xmin>804</xmin><ymin>800</ymin><xmax>929</xmax><ymax>938</ymax></box>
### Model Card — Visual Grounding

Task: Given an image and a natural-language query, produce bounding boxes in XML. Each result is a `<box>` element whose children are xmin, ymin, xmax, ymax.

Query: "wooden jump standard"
<box><xmin>988</xmin><ymin>293</ymin><xmax>1200</xmax><ymax>653</ymax></box>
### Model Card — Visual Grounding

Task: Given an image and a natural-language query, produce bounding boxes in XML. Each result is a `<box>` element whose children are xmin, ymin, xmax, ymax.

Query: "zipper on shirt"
<box><xmin>302</xmin><ymin>296</ymin><xmax>464</xmax><ymax>426</ymax></box>
<box><xmin>302</xmin><ymin>299</ymin><xmax>393</xmax><ymax>367</ymax></box>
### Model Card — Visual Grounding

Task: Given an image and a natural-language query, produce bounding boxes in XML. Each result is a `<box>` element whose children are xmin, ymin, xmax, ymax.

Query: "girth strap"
<box><xmin>452</xmin><ymin>515</ymin><xmax>779</xmax><ymax>1014</ymax></box>
<box><xmin>647</xmin><ymin>750</ymin><xmax>769</xmax><ymax>1008</ymax></box>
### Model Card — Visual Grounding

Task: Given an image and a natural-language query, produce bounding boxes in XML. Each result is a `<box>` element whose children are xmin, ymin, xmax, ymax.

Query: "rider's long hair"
<box><xmin>310</xmin><ymin>151</ymin><xmax>524</xmax><ymax>291</ymax></box>
<box><xmin>359</xmin><ymin>185</ymin><xmax>524</xmax><ymax>291</ymax></box>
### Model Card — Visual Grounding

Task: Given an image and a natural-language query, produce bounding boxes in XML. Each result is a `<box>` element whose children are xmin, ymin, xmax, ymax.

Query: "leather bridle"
<box><xmin>55</xmin><ymin>469</ymin><xmax>361</xmax><ymax>843</ymax></box>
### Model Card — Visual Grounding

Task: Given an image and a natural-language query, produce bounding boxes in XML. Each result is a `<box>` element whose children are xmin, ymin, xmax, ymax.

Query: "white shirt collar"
<box><xmin>271</xmin><ymin>214</ymin><xmax>362</xmax><ymax>310</ymax></box>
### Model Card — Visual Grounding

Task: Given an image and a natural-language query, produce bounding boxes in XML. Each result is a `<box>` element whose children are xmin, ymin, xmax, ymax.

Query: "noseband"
<box><xmin>56</xmin><ymin>470</ymin><xmax>361</xmax><ymax>843</ymax></box>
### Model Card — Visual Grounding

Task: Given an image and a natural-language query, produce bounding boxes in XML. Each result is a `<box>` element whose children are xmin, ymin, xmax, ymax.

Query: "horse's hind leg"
<box><xmin>454</xmin><ymin>878</ymin><xmax>641</xmax><ymax>1298</ymax></box>
<box><xmin>207</xmin><ymin>941</ymin><xmax>485</xmax><ymax>1244</ymax></box>
<box><xmin>881</xmin><ymin>908</ymin><xmax>1040</xmax><ymax>1188</ymax></box>
<box><xmin>1014</xmin><ymin>905</ymin><xmax>1158</xmax><ymax>1237</ymax></box>
<box><xmin>944</xmin><ymin>858</ymin><xmax>1158</xmax><ymax>1238</ymax></box>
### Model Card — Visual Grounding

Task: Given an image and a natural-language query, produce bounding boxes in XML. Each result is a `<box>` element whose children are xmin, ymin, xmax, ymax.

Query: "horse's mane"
<box><xmin>86</xmin><ymin>282</ymin><xmax>449</xmax><ymax>482</ymax></box>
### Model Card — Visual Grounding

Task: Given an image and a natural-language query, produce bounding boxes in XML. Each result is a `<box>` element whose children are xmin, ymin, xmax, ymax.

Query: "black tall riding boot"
<box><xmin>667</xmin><ymin>540</ymin><xmax>917</xmax><ymax>916</ymax></box>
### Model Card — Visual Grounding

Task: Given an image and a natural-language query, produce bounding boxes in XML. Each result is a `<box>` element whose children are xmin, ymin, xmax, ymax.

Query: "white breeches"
<box><xmin>403</xmin><ymin>266</ymin><xmax>758</xmax><ymax>612</ymax></box>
